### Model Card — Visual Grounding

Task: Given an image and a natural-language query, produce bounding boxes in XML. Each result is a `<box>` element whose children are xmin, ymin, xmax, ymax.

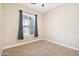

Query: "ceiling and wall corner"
<box><xmin>20</xmin><ymin>3</ymin><xmax>64</xmax><ymax>13</ymax></box>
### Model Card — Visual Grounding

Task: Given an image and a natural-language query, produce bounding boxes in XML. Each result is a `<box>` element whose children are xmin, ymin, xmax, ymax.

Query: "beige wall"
<box><xmin>3</xmin><ymin>4</ymin><xmax>43</xmax><ymax>47</ymax></box>
<box><xmin>2</xmin><ymin>3</ymin><xmax>79</xmax><ymax>51</ymax></box>
<box><xmin>0</xmin><ymin>4</ymin><xmax>3</xmax><ymax>55</ymax></box>
<box><xmin>43</xmin><ymin>4</ymin><xmax>79</xmax><ymax>50</ymax></box>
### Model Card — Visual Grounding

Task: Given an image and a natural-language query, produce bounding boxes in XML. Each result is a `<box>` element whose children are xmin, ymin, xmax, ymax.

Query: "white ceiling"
<box><xmin>21</xmin><ymin>3</ymin><xmax>63</xmax><ymax>13</ymax></box>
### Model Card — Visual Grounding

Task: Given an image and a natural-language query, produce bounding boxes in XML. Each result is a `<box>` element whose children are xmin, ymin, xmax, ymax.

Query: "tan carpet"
<box><xmin>2</xmin><ymin>40</ymin><xmax>79</xmax><ymax>56</ymax></box>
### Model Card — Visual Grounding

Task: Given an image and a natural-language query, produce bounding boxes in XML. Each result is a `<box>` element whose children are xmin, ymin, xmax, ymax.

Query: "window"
<box><xmin>23</xmin><ymin>13</ymin><xmax>35</xmax><ymax>38</ymax></box>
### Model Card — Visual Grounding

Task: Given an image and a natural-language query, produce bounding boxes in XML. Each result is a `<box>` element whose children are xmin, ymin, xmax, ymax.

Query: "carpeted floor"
<box><xmin>2</xmin><ymin>40</ymin><xmax>79</xmax><ymax>56</ymax></box>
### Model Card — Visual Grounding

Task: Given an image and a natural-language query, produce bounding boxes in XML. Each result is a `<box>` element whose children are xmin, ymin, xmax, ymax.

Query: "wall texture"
<box><xmin>43</xmin><ymin>4</ymin><xmax>79</xmax><ymax>50</ymax></box>
<box><xmin>0</xmin><ymin>4</ymin><xmax>3</xmax><ymax>55</ymax></box>
<box><xmin>3</xmin><ymin>4</ymin><xmax>43</xmax><ymax>47</ymax></box>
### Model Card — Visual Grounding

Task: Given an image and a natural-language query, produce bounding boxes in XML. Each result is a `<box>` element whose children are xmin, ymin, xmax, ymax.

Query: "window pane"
<box><xmin>23</xmin><ymin>13</ymin><xmax>35</xmax><ymax>38</ymax></box>
<box><xmin>29</xmin><ymin>16</ymin><xmax>35</xmax><ymax>37</ymax></box>
<box><xmin>23</xmin><ymin>18</ymin><xmax>29</xmax><ymax>38</ymax></box>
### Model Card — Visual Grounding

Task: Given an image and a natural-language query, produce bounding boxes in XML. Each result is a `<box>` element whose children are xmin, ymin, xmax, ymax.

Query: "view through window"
<box><xmin>23</xmin><ymin>13</ymin><xmax>35</xmax><ymax>38</ymax></box>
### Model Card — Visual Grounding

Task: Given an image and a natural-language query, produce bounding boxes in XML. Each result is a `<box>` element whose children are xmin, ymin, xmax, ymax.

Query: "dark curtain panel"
<box><xmin>34</xmin><ymin>15</ymin><xmax>38</xmax><ymax>37</ymax></box>
<box><xmin>18</xmin><ymin>10</ymin><xmax>24</xmax><ymax>40</ymax></box>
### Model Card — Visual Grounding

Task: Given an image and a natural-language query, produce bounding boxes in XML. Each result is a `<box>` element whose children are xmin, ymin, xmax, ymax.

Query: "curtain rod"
<box><xmin>23</xmin><ymin>10</ymin><xmax>37</xmax><ymax>15</ymax></box>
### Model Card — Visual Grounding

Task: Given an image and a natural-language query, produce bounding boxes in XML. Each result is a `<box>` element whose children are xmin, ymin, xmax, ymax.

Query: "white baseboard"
<box><xmin>45</xmin><ymin>39</ymin><xmax>79</xmax><ymax>51</ymax></box>
<box><xmin>3</xmin><ymin>39</ymin><xmax>42</xmax><ymax>50</ymax></box>
<box><xmin>2</xmin><ymin>38</ymin><xmax>79</xmax><ymax>53</ymax></box>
